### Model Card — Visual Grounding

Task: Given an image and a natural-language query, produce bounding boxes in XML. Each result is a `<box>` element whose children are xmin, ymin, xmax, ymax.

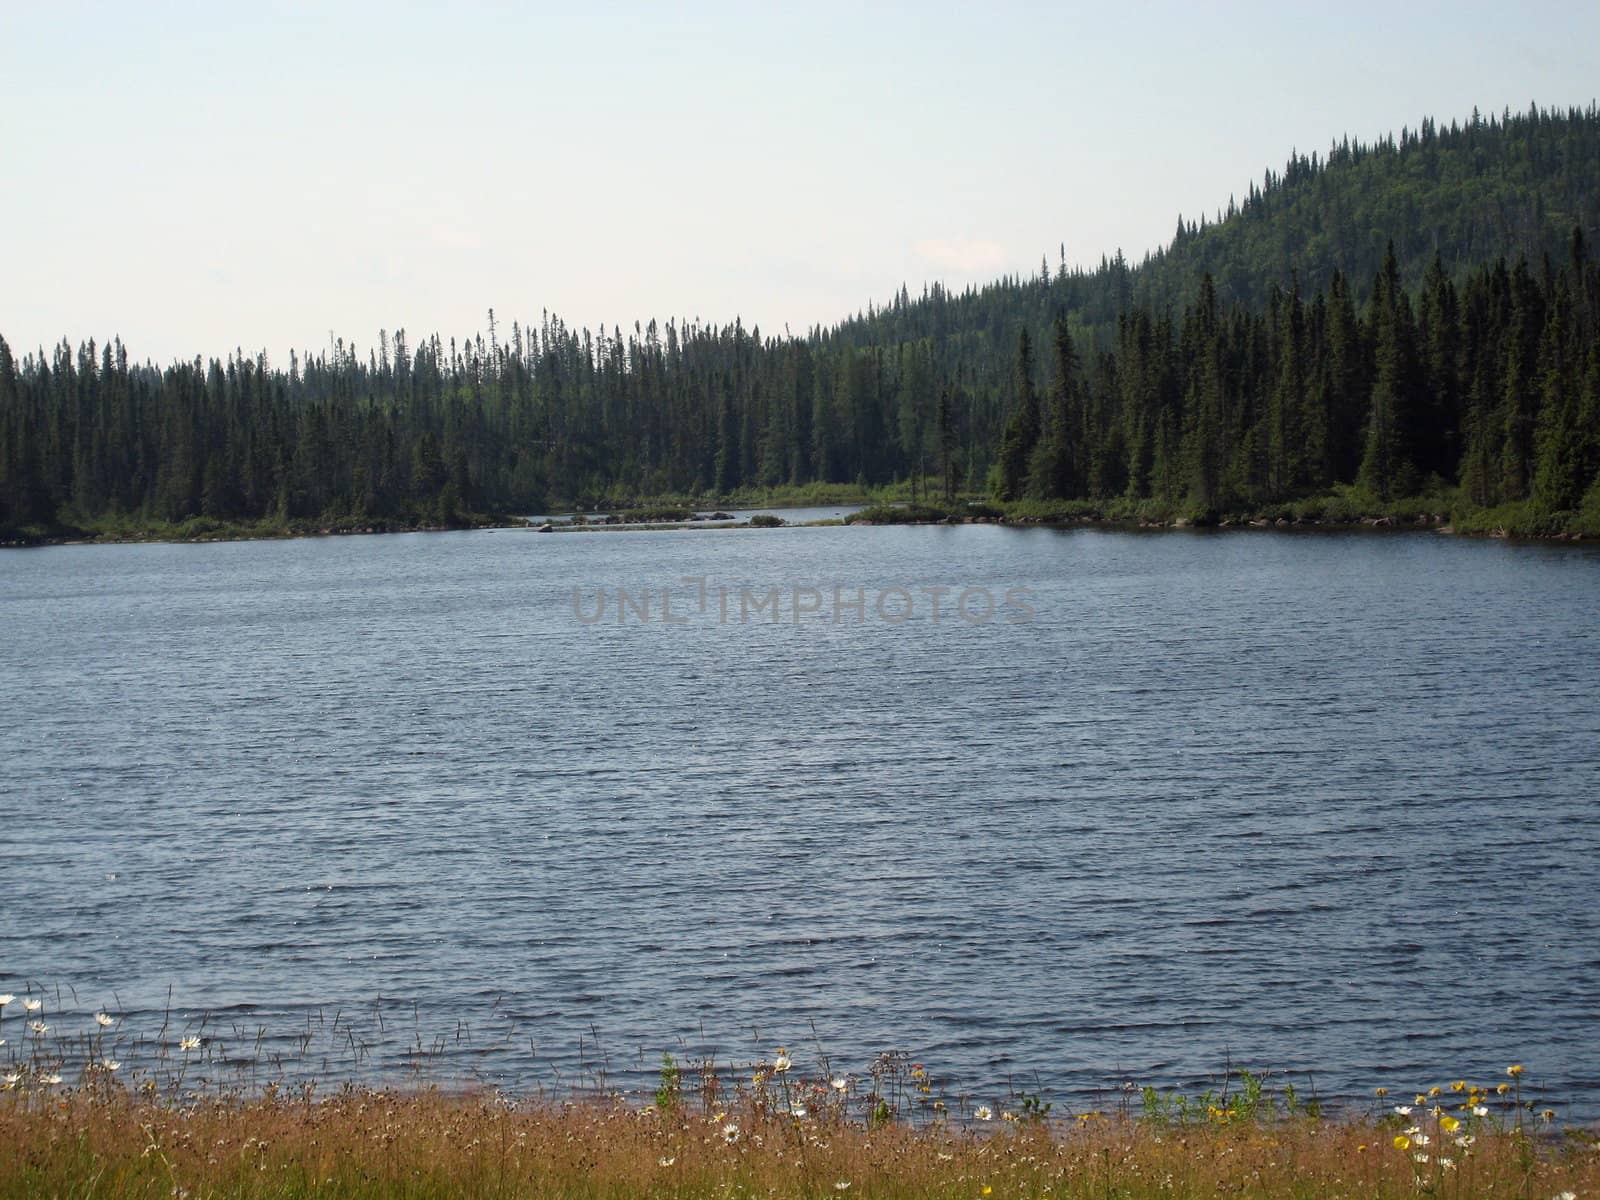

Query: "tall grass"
<box><xmin>3</xmin><ymin>994</ymin><xmax>1594</xmax><ymax>1198</ymax></box>
<box><xmin>3</xmin><ymin>1078</ymin><xmax>1595</xmax><ymax>1200</ymax></box>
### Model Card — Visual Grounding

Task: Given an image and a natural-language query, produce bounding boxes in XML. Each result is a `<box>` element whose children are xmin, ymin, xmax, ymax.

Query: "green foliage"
<box><xmin>846</xmin><ymin>503</ymin><xmax>953</xmax><ymax>525</ymax></box>
<box><xmin>747</xmin><ymin>512</ymin><xmax>785</xmax><ymax>527</ymax></box>
<box><xmin>993</xmin><ymin>329</ymin><xmax>1040</xmax><ymax>502</ymax></box>
<box><xmin>1018</xmin><ymin>1092</ymin><xmax>1052</xmax><ymax>1123</ymax></box>
<box><xmin>655</xmin><ymin>1052</ymin><xmax>681</xmax><ymax>1112</ymax></box>
<box><xmin>1137</xmin><ymin>1069</ymin><xmax>1294</xmax><ymax>1128</ymax></box>
<box><xmin>619</xmin><ymin>507</ymin><xmax>694</xmax><ymax>523</ymax></box>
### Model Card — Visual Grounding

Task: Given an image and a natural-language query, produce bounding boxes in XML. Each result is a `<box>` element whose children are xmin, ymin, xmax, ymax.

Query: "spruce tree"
<box><xmin>1322</xmin><ymin>270</ymin><xmax>1368</xmax><ymax>483</ymax></box>
<box><xmin>1357</xmin><ymin>245</ymin><xmax>1420</xmax><ymax>501</ymax></box>
<box><xmin>993</xmin><ymin>329</ymin><xmax>1040</xmax><ymax>502</ymax></box>
<box><xmin>1532</xmin><ymin>292</ymin><xmax>1582</xmax><ymax>510</ymax></box>
<box><xmin>1498</xmin><ymin>261</ymin><xmax>1543</xmax><ymax>499</ymax></box>
<box><xmin>1267</xmin><ymin>280</ymin><xmax>1307</xmax><ymax>499</ymax></box>
<box><xmin>1026</xmin><ymin>317</ymin><xmax>1081</xmax><ymax>499</ymax></box>
<box><xmin>935</xmin><ymin>384</ymin><xmax>957</xmax><ymax>502</ymax></box>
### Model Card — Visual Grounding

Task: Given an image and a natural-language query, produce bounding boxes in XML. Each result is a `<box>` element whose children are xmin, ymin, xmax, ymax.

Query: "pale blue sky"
<box><xmin>2</xmin><ymin>0</ymin><xmax>1595</xmax><ymax>364</ymax></box>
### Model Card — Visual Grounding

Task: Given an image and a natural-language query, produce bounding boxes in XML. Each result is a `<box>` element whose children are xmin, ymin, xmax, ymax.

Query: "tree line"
<box><xmin>2</xmin><ymin>104</ymin><xmax>1598</xmax><ymax>536</ymax></box>
<box><xmin>987</xmin><ymin>240</ymin><xmax>1599</xmax><ymax>520</ymax></box>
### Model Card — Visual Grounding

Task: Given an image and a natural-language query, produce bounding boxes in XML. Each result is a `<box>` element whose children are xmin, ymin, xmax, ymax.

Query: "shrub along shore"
<box><xmin>4</xmin><ymin>481</ymin><xmax>1597</xmax><ymax>546</ymax></box>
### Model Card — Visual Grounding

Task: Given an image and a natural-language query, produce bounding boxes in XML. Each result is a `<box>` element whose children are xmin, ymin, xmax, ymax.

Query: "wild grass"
<box><xmin>3</xmin><ymin>994</ymin><xmax>1594</xmax><ymax>1198</ymax></box>
<box><xmin>3</xmin><ymin>1070</ymin><xmax>1595</xmax><ymax>1200</ymax></box>
<box><xmin>2</xmin><ymin>508</ymin><xmax>518</xmax><ymax>546</ymax></box>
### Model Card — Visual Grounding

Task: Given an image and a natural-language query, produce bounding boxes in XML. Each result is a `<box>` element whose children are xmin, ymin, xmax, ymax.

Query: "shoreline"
<box><xmin>4</xmin><ymin>511</ymin><xmax>1594</xmax><ymax>549</ymax></box>
<box><xmin>4</xmin><ymin>493</ymin><xmax>1595</xmax><ymax>548</ymax></box>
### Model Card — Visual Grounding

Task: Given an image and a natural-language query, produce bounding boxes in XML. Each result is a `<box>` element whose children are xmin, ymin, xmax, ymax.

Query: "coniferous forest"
<box><xmin>3</xmin><ymin>103</ymin><xmax>1600</xmax><ymax>541</ymax></box>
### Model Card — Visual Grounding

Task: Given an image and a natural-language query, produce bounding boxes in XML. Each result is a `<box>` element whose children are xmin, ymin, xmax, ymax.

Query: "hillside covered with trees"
<box><xmin>2</xmin><ymin>103</ymin><xmax>1598</xmax><ymax>541</ymax></box>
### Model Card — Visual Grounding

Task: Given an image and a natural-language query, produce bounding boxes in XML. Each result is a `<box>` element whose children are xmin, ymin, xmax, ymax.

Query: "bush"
<box><xmin>1004</xmin><ymin>498</ymin><xmax>1100</xmax><ymax>523</ymax></box>
<box><xmin>846</xmin><ymin>503</ymin><xmax>952</xmax><ymax>525</ymax></box>
<box><xmin>748</xmin><ymin>513</ymin><xmax>785</xmax><ymax>528</ymax></box>
<box><xmin>619</xmin><ymin>507</ymin><xmax>694</xmax><ymax>523</ymax></box>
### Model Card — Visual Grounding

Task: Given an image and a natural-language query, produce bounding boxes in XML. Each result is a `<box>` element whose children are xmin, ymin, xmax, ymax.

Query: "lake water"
<box><xmin>3</xmin><ymin>525</ymin><xmax>1599</xmax><ymax>1117</ymax></box>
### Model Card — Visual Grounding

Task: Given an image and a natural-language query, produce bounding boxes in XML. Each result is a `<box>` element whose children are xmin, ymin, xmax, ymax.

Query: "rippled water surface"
<box><xmin>4</xmin><ymin>525</ymin><xmax>1599</xmax><ymax>1113</ymax></box>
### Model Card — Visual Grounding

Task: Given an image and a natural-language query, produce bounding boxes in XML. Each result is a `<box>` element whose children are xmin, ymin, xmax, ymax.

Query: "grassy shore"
<box><xmin>844</xmin><ymin>483</ymin><xmax>1600</xmax><ymax>539</ymax></box>
<box><xmin>0</xmin><ymin>510</ymin><xmax>525</xmax><ymax>548</ymax></box>
<box><xmin>0</xmin><ymin>998</ymin><xmax>1590</xmax><ymax>1198</ymax></box>
<box><xmin>3</xmin><ymin>1076</ymin><xmax>1594</xmax><ymax>1200</ymax></box>
<box><xmin>7</xmin><ymin>479</ymin><xmax>1600</xmax><ymax>546</ymax></box>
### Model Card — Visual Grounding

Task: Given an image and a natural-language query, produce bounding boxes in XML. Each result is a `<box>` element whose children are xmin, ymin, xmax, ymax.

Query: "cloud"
<box><xmin>912</xmin><ymin>237</ymin><xmax>1008</xmax><ymax>273</ymax></box>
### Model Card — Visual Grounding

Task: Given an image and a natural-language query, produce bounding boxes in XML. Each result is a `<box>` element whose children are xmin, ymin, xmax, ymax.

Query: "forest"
<box><xmin>2</xmin><ymin>103</ymin><xmax>1599</xmax><ymax>541</ymax></box>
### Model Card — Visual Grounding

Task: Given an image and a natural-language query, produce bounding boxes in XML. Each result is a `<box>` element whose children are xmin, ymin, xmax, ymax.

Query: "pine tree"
<box><xmin>1357</xmin><ymin>245</ymin><xmax>1420</xmax><ymax>501</ymax></box>
<box><xmin>1532</xmin><ymin>292</ymin><xmax>1582</xmax><ymax>510</ymax></box>
<box><xmin>1026</xmin><ymin>317</ymin><xmax>1080</xmax><ymax>499</ymax></box>
<box><xmin>1417</xmin><ymin>252</ymin><xmax>1461</xmax><ymax>479</ymax></box>
<box><xmin>1266</xmin><ymin>280</ymin><xmax>1308</xmax><ymax>499</ymax></box>
<box><xmin>713</xmin><ymin>376</ymin><xmax>737</xmax><ymax>494</ymax></box>
<box><xmin>935</xmin><ymin>384</ymin><xmax>958</xmax><ymax>502</ymax></box>
<box><xmin>1322</xmin><ymin>270</ymin><xmax>1368</xmax><ymax>483</ymax></box>
<box><xmin>810</xmin><ymin>366</ymin><xmax>838</xmax><ymax>482</ymax></box>
<box><xmin>1498</xmin><ymin>261</ymin><xmax>1544</xmax><ymax>500</ymax></box>
<box><xmin>994</xmin><ymin>329</ymin><xmax>1039</xmax><ymax>502</ymax></box>
<box><xmin>1182</xmin><ymin>275</ymin><xmax>1226</xmax><ymax>511</ymax></box>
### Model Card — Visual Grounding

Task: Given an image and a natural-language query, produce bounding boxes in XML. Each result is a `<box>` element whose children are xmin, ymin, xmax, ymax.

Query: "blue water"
<box><xmin>3</xmin><ymin>525</ymin><xmax>1598</xmax><ymax>1115</ymax></box>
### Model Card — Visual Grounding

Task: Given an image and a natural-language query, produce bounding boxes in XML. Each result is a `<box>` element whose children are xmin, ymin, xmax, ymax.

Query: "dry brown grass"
<box><xmin>3</xmin><ymin>1085</ymin><xmax>1597</xmax><ymax>1200</ymax></box>
<box><xmin>3</xmin><ymin>998</ymin><xmax>1596</xmax><ymax>1198</ymax></box>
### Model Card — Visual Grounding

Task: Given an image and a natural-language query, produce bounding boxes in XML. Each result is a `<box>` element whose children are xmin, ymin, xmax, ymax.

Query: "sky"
<box><xmin>2</xmin><ymin>0</ymin><xmax>1597</xmax><ymax>365</ymax></box>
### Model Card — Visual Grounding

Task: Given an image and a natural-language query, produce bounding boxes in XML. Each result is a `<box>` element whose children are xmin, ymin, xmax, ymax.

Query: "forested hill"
<box><xmin>2</xmin><ymin>103</ymin><xmax>1599</xmax><ymax>541</ymax></box>
<box><xmin>831</xmin><ymin>104</ymin><xmax>1600</xmax><ymax>365</ymax></box>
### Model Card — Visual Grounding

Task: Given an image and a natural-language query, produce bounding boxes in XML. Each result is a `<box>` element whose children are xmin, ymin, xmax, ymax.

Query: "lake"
<box><xmin>3</xmin><ymin>524</ymin><xmax>1598</xmax><ymax>1116</ymax></box>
